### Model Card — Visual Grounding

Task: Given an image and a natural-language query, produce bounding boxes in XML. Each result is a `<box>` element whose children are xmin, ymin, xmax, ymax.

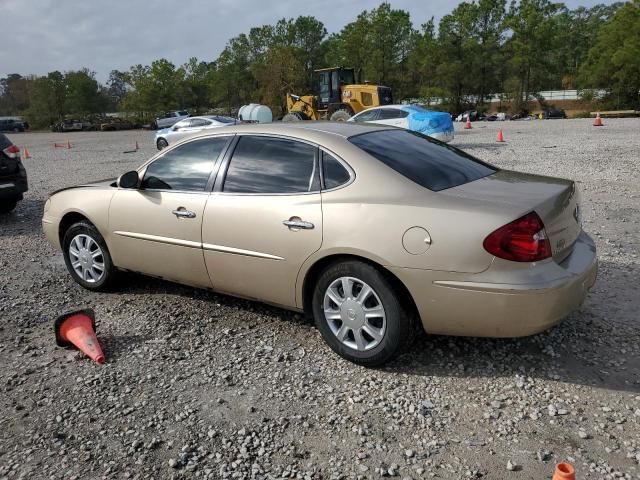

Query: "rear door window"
<box><xmin>378</xmin><ymin>109</ymin><xmax>408</xmax><ymax>120</ymax></box>
<box><xmin>349</xmin><ymin>130</ymin><xmax>496</xmax><ymax>191</ymax></box>
<box><xmin>223</xmin><ymin>136</ymin><xmax>318</xmax><ymax>194</ymax></box>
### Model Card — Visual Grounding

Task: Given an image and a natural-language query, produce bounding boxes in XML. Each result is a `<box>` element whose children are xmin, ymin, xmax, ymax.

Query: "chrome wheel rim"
<box><xmin>69</xmin><ymin>234</ymin><xmax>105</xmax><ymax>283</ymax></box>
<box><xmin>323</xmin><ymin>276</ymin><xmax>386</xmax><ymax>351</ymax></box>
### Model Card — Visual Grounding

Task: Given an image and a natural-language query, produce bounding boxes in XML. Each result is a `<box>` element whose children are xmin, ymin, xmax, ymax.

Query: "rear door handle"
<box><xmin>283</xmin><ymin>219</ymin><xmax>314</xmax><ymax>230</ymax></box>
<box><xmin>172</xmin><ymin>208</ymin><xmax>196</xmax><ymax>219</ymax></box>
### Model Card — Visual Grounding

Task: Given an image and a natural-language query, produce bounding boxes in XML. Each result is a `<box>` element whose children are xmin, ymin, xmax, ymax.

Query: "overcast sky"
<box><xmin>3</xmin><ymin>0</ymin><xmax>615</xmax><ymax>83</ymax></box>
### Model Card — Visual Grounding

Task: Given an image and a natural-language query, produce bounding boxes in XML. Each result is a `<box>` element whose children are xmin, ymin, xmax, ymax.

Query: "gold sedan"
<box><xmin>42</xmin><ymin>123</ymin><xmax>597</xmax><ymax>366</ymax></box>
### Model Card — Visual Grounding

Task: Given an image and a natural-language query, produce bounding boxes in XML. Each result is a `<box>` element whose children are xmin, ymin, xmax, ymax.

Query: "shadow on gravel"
<box><xmin>0</xmin><ymin>197</ymin><xmax>45</xmax><ymax>238</ymax></box>
<box><xmin>387</xmin><ymin>258</ymin><xmax>640</xmax><ymax>394</ymax></box>
<box><xmin>99</xmin><ymin>334</ymin><xmax>153</xmax><ymax>361</ymax></box>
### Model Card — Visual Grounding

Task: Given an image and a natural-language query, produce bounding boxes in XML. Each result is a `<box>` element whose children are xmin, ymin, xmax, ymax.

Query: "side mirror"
<box><xmin>118</xmin><ymin>171</ymin><xmax>140</xmax><ymax>189</ymax></box>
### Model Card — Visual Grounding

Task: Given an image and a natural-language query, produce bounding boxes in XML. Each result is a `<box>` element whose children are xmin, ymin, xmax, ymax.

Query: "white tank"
<box><xmin>238</xmin><ymin>104</ymin><xmax>272</xmax><ymax>123</ymax></box>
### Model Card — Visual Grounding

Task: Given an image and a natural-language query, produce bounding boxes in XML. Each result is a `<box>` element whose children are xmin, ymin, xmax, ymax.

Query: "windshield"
<box><xmin>349</xmin><ymin>129</ymin><xmax>496</xmax><ymax>192</ymax></box>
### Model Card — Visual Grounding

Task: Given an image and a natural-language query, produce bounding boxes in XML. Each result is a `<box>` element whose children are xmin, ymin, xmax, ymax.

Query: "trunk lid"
<box><xmin>446</xmin><ymin>170</ymin><xmax>582</xmax><ymax>262</ymax></box>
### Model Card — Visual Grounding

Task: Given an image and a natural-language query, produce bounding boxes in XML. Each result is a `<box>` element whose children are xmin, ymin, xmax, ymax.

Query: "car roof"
<box><xmin>216</xmin><ymin>121</ymin><xmax>389</xmax><ymax>138</ymax></box>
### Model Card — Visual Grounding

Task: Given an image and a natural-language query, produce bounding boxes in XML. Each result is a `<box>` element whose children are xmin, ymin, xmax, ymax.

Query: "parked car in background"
<box><xmin>42</xmin><ymin>122</ymin><xmax>596</xmax><ymax>366</ymax></box>
<box><xmin>0</xmin><ymin>133</ymin><xmax>28</xmax><ymax>213</ymax></box>
<box><xmin>485</xmin><ymin>112</ymin><xmax>508</xmax><ymax>121</ymax></box>
<box><xmin>100</xmin><ymin>118</ymin><xmax>134</xmax><ymax>131</ymax></box>
<box><xmin>154</xmin><ymin>115</ymin><xmax>237</xmax><ymax>150</ymax></box>
<box><xmin>153</xmin><ymin>110</ymin><xmax>190</xmax><ymax>130</ymax></box>
<box><xmin>349</xmin><ymin>105</ymin><xmax>454</xmax><ymax>143</ymax></box>
<box><xmin>544</xmin><ymin>109</ymin><xmax>567</xmax><ymax>119</ymax></box>
<box><xmin>0</xmin><ymin>118</ymin><xmax>28</xmax><ymax>132</ymax></box>
<box><xmin>455</xmin><ymin>110</ymin><xmax>487</xmax><ymax>122</ymax></box>
<box><xmin>51</xmin><ymin>119</ymin><xmax>96</xmax><ymax>132</ymax></box>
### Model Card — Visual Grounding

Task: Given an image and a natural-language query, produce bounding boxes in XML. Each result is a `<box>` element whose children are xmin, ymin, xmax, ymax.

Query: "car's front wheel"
<box><xmin>312</xmin><ymin>260</ymin><xmax>412</xmax><ymax>367</ymax></box>
<box><xmin>62</xmin><ymin>221</ymin><xmax>116</xmax><ymax>291</ymax></box>
<box><xmin>156</xmin><ymin>138</ymin><xmax>168</xmax><ymax>150</ymax></box>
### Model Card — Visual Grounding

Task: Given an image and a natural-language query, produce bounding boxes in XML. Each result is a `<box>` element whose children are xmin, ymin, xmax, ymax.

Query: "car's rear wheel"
<box><xmin>62</xmin><ymin>221</ymin><xmax>116</xmax><ymax>291</ymax></box>
<box><xmin>0</xmin><ymin>200</ymin><xmax>17</xmax><ymax>214</ymax></box>
<box><xmin>312</xmin><ymin>260</ymin><xmax>411</xmax><ymax>367</ymax></box>
<box><xmin>156</xmin><ymin>138</ymin><xmax>168</xmax><ymax>150</ymax></box>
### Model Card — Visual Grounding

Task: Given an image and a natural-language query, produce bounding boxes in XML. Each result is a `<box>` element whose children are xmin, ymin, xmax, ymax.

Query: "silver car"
<box><xmin>155</xmin><ymin>116</ymin><xmax>237</xmax><ymax>150</ymax></box>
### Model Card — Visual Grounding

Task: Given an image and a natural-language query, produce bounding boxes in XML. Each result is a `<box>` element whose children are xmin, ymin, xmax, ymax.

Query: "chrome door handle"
<box><xmin>283</xmin><ymin>219</ymin><xmax>314</xmax><ymax>230</ymax></box>
<box><xmin>172</xmin><ymin>208</ymin><xmax>196</xmax><ymax>219</ymax></box>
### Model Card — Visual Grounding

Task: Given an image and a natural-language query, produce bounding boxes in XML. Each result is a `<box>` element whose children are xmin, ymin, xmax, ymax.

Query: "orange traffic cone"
<box><xmin>67</xmin><ymin>140</ymin><xmax>72</xmax><ymax>149</ymax></box>
<box><xmin>552</xmin><ymin>463</ymin><xmax>575</xmax><ymax>480</ymax></box>
<box><xmin>496</xmin><ymin>129</ymin><xmax>505</xmax><ymax>142</ymax></box>
<box><xmin>23</xmin><ymin>148</ymin><xmax>31</xmax><ymax>159</ymax></box>
<box><xmin>54</xmin><ymin>309</ymin><xmax>105</xmax><ymax>364</ymax></box>
<box><xmin>464</xmin><ymin>117</ymin><xmax>472</xmax><ymax>129</ymax></box>
<box><xmin>593</xmin><ymin>112</ymin><xmax>603</xmax><ymax>127</ymax></box>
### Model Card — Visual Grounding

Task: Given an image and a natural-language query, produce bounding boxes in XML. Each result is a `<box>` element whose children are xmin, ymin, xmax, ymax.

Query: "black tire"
<box><xmin>62</xmin><ymin>221</ymin><xmax>116</xmax><ymax>291</ymax></box>
<box><xmin>329</xmin><ymin>109</ymin><xmax>352</xmax><ymax>122</ymax></box>
<box><xmin>156</xmin><ymin>138</ymin><xmax>168</xmax><ymax>150</ymax></box>
<box><xmin>0</xmin><ymin>200</ymin><xmax>17</xmax><ymax>214</ymax></box>
<box><xmin>282</xmin><ymin>112</ymin><xmax>305</xmax><ymax>122</ymax></box>
<box><xmin>312</xmin><ymin>260</ymin><xmax>411</xmax><ymax>367</ymax></box>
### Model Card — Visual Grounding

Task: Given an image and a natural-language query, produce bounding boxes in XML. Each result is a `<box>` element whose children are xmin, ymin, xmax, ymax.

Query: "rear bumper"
<box><xmin>391</xmin><ymin>231</ymin><xmax>598</xmax><ymax>337</ymax></box>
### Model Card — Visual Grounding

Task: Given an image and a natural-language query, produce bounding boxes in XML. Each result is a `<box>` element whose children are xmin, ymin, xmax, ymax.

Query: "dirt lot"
<box><xmin>1</xmin><ymin>119</ymin><xmax>639</xmax><ymax>480</ymax></box>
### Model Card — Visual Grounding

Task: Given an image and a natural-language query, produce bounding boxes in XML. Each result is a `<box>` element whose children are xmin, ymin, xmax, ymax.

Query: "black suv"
<box><xmin>543</xmin><ymin>109</ymin><xmax>567</xmax><ymax>119</ymax></box>
<box><xmin>0</xmin><ymin>118</ymin><xmax>28</xmax><ymax>132</ymax></box>
<box><xmin>0</xmin><ymin>134</ymin><xmax>28</xmax><ymax>213</ymax></box>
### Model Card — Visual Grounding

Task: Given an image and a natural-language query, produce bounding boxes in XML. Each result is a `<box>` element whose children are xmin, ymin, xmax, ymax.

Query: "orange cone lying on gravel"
<box><xmin>496</xmin><ymin>129</ymin><xmax>505</xmax><ymax>142</ymax></box>
<box><xmin>54</xmin><ymin>309</ymin><xmax>105</xmax><ymax>364</ymax></box>
<box><xmin>553</xmin><ymin>462</ymin><xmax>576</xmax><ymax>480</ymax></box>
<box><xmin>593</xmin><ymin>112</ymin><xmax>603</xmax><ymax>127</ymax></box>
<box><xmin>464</xmin><ymin>117</ymin><xmax>472</xmax><ymax>129</ymax></box>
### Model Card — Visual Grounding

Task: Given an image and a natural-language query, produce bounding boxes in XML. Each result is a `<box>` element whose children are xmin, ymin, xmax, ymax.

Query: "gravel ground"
<box><xmin>1</xmin><ymin>119</ymin><xmax>639</xmax><ymax>480</ymax></box>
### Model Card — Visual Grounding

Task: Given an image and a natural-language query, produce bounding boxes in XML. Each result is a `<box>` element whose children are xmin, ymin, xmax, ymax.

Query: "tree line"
<box><xmin>1</xmin><ymin>0</ymin><xmax>638</xmax><ymax>128</ymax></box>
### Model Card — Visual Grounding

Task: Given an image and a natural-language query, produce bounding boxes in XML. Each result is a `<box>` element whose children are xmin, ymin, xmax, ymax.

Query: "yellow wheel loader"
<box><xmin>283</xmin><ymin>67</ymin><xmax>393</xmax><ymax>122</ymax></box>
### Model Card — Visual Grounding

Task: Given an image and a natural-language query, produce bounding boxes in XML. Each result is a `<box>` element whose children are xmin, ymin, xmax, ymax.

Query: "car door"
<box><xmin>202</xmin><ymin>135</ymin><xmax>323</xmax><ymax>308</ymax></box>
<box><xmin>168</xmin><ymin>119</ymin><xmax>193</xmax><ymax>143</ymax></box>
<box><xmin>108</xmin><ymin>136</ymin><xmax>231</xmax><ymax>288</ymax></box>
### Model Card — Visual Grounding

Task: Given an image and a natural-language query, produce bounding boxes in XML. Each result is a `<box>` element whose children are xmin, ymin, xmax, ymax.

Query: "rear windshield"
<box><xmin>349</xmin><ymin>129</ymin><xmax>496</xmax><ymax>191</ymax></box>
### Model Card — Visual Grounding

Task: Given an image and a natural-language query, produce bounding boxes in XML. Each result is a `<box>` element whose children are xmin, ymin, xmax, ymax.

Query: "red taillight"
<box><xmin>3</xmin><ymin>144</ymin><xmax>20</xmax><ymax>159</ymax></box>
<box><xmin>483</xmin><ymin>212</ymin><xmax>552</xmax><ymax>262</ymax></box>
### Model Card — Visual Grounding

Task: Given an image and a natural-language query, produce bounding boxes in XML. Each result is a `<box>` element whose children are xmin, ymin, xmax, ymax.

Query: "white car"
<box><xmin>154</xmin><ymin>116</ymin><xmax>237</xmax><ymax>150</ymax></box>
<box><xmin>153</xmin><ymin>110</ymin><xmax>190</xmax><ymax>130</ymax></box>
<box><xmin>349</xmin><ymin>105</ymin><xmax>454</xmax><ymax>143</ymax></box>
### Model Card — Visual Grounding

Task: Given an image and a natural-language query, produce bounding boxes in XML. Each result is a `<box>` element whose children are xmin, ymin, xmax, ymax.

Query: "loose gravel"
<box><xmin>1</xmin><ymin>119</ymin><xmax>639</xmax><ymax>479</ymax></box>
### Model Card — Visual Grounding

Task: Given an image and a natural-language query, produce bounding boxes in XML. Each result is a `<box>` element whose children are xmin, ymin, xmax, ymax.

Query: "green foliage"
<box><xmin>579</xmin><ymin>0</ymin><xmax>640</xmax><ymax>108</ymax></box>
<box><xmin>1</xmin><ymin>1</ymin><xmax>636</xmax><ymax>124</ymax></box>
